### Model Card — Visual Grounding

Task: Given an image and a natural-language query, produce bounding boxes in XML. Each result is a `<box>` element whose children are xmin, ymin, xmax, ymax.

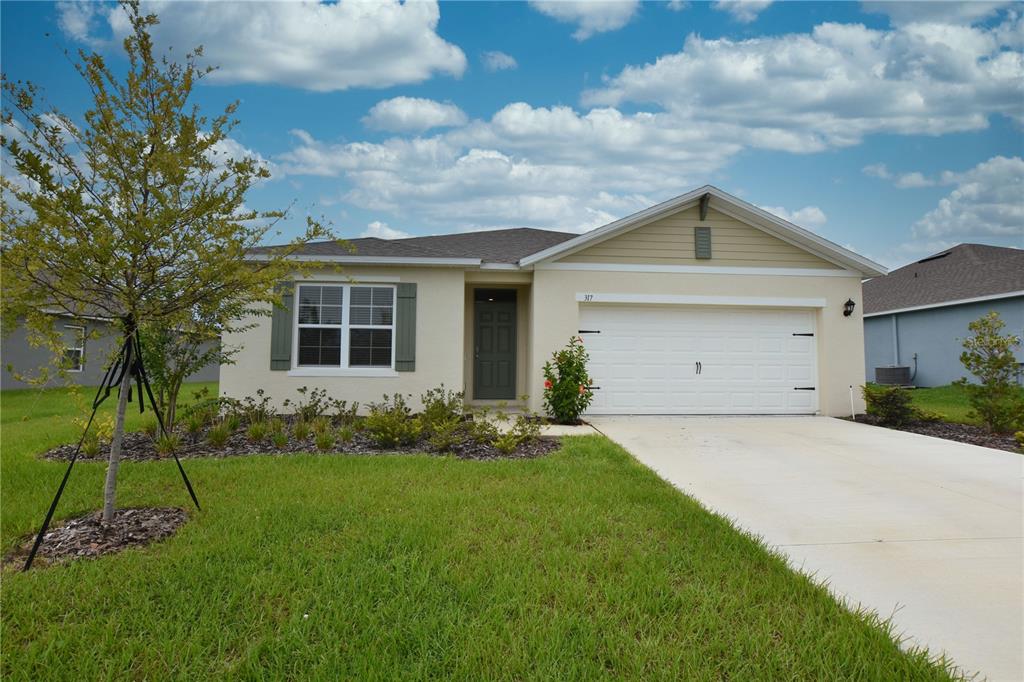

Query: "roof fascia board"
<box><xmin>248</xmin><ymin>254</ymin><xmax>482</xmax><ymax>267</ymax></box>
<box><xmin>863</xmin><ymin>290</ymin><xmax>1024</xmax><ymax>317</ymax></box>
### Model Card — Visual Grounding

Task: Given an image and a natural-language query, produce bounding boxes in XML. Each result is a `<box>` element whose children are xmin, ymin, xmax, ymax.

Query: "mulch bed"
<box><xmin>41</xmin><ymin>426</ymin><xmax>560</xmax><ymax>463</ymax></box>
<box><xmin>851</xmin><ymin>415</ymin><xmax>1020</xmax><ymax>453</ymax></box>
<box><xmin>4</xmin><ymin>507</ymin><xmax>188</xmax><ymax>570</ymax></box>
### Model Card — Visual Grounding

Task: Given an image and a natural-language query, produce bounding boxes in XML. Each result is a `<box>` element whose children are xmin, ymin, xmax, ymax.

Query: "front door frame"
<box><xmin>473</xmin><ymin>289</ymin><xmax>517</xmax><ymax>400</ymax></box>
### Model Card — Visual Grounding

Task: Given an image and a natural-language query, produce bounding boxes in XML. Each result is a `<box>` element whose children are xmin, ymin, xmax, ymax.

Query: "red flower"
<box><xmin>544</xmin><ymin>379</ymin><xmax>553</xmax><ymax>390</ymax></box>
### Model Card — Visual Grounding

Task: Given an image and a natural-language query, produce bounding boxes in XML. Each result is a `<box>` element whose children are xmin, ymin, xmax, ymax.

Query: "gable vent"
<box><xmin>694</xmin><ymin>226</ymin><xmax>712</xmax><ymax>260</ymax></box>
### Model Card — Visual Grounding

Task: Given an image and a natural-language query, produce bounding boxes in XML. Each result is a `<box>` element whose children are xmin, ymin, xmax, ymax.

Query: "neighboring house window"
<box><xmin>295</xmin><ymin>284</ymin><xmax>395</xmax><ymax>369</ymax></box>
<box><xmin>64</xmin><ymin>325</ymin><xmax>85</xmax><ymax>372</ymax></box>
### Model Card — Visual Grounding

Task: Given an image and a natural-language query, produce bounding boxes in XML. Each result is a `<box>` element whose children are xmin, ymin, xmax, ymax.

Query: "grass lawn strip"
<box><xmin>1</xmin><ymin>384</ymin><xmax>959</xmax><ymax>679</ymax></box>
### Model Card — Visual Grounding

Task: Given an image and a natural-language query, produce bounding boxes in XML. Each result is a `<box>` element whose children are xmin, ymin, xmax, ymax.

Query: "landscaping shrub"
<box><xmin>862</xmin><ymin>384</ymin><xmax>916</xmax><ymax>426</ymax></box>
<box><xmin>156</xmin><ymin>433</ymin><xmax>180</xmax><ymax>455</ymax></box>
<box><xmin>240</xmin><ymin>389</ymin><xmax>274</xmax><ymax>425</ymax></box>
<box><xmin>283</xmin><ymin>386</ymin><xmax>331</xmax><ymax>423</ymax></box>
<box><xmin>332</xmin><ymin>400</ymin><xmax>360</xmax><ymax>425</ymax></box>
<box><xmin>464</xmin><ymin>407</ymin><xmax>499</xmax><ymax>444</ymax></box>
<box><xmin>267</xmin><ymin>417</ymin><xmax>285</xmax><ymax>436</ymax></box>
<box><xmin>1015</xmin><ymin>431</ymin><xmax>1024</xmax><ymax>452</ymax></box>
<box><xmin>309</xmin><ymin>416</ymin><xmax>333</xmax><ymax>436</ymax></box>
<box><xmin>81</xmin><ymin>435</ymin><xmax>102</xmax><ymax>458</ymax></box>
<box><xmin>420</xmin><ymin>386</ymin><xmax>464</xmax><ymax>429</ymax></box>
<box><xmin>956</xmin><ymin>312</ymin><xmax>1024</xmax><ymax>433</ymax></box>
<box><xmin>365</xmin><ymin>394</ymin><xmax>422</xmax><ymax>448</ymax></box>
<box><xmin>141</xmin><ymin>418</ymin><xmax>159</xmax><ymax>439</ymax></box>
<box><xmin>542</xmin><ymin>336</ymin><xmax>594</xmax><ymax>424</ymax></box>
<box><xmin>206</xmin><ymin>423</ymin><xmax>230</xmax><ymax>447</ymax></box>
<box><xmin>292</xmin><ymin>420</ymin><xmax>311</xmax><ymax>441</ymax></box>
<box><xmin>314</xmin><ymin>429</ymin><xmax>336</xmax><ymax>452</ymax></box>
<box><xmin>223</xmin><ymin>413</ymin><xmax>241</xmax><ymax>433</ymax></box>
<box><xmin>184</xmin><ymin>413</ymin><xmax>205</xmax><ymax>439</ymax></box>
<box><xmin>270</xmin><ymin>430</ymin><xmax>289</xmax><ymax>449</ymax></box>
<box><xmin>427</xmin><ymin>416</ymin><xmax>464</xmax><ymax>452</ymax></box>
<box><xmin>247</xmin><ymin>421</ymin><xmax>269</xmax><ymax>443</ymax></box>
<box><xmin>492</xmin><ymin>413</ymin><xmax>543</xmax><ymax>454</ymax></box>
<box><xmin>338</xmin><ymin>425</ymin><xmax>355</xmax><ymax>444</ymax></box>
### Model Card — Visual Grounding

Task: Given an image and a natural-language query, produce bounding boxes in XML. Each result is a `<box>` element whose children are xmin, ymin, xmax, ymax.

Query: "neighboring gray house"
<box><xmin>863</xmin><ymin>244</ymin><xmax>1024</xmax><ymax>387</ymax></box>
<box><xmin>1</xmin><ymin>315</ymin><xmax>219</xmax><ymax>391</ymax></box>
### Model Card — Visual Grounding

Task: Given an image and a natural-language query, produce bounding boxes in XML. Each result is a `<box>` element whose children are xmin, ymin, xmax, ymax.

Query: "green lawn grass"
<box><xmin>909</xmin><ymin>383</ymin><xmax>1024</xmax><ymax>426</ymax></box>
<box><xmin>1</xmin><ymin>384</ymin><xmax>957</xmax><ymax>679</ymax></box>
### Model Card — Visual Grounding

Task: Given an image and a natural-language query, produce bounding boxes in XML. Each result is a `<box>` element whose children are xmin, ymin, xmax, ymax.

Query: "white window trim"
<box><xmin>64</xmin><ymin>324</ymin><xmax>85</xmax><ymax>373</ymax></box>
<box><xmin>288</xmin><ymin>282</ymin><xmax>398</xmax><ymax>377</ymax></box>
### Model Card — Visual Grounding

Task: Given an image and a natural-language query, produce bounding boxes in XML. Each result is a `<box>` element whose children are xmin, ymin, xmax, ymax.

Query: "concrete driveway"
<box><xmin>589</xmin><ymin>416</ymin><xmax>1023</xmax><ymax>681</ymax></box>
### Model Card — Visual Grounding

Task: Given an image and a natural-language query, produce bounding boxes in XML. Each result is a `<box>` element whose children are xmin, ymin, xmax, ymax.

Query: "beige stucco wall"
<box><xmin>219</xmin><ymin>266</ymin><xmax>465</xmax><ymax>412</ymax></box>
<box><xmin>527</xmin><ymin>268</ymin><xmax>866</xmax><ymax>417</ymax></box>
<box><xmin>561</xmin><ymin>206</ymin><xmax>839</xmax><ymax>269</ymax></box>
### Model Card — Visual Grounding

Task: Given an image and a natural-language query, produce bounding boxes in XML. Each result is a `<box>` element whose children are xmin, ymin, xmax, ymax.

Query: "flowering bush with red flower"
<box><xmin>542</xmin><ymin>336</ymin><xmax>594</xmax><ymax>424</ymax></box>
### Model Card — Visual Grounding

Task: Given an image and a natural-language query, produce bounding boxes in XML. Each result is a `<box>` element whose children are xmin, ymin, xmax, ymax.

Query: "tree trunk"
<box><xmin>102</xmin><ymin>351</ymin><xmax>134</xmax><ymax>524</ymax></box>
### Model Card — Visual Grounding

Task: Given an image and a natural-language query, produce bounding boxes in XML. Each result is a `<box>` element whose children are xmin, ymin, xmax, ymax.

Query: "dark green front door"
<box><xmin>474</xmin><ymin>292</ymin><xmax>516</xmax><ymax>400</ymax></box>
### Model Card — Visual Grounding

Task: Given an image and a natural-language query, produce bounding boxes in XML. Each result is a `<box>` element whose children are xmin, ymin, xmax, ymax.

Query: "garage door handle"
<box><xmin>695</xmin><ymin>361</ymin><xmax>702</xmax><ymax>375</ymax></box>
<box><xmin>794</xmin><ymin>386</ymin><xmax>816</xmax><ymax>391</ymax></box>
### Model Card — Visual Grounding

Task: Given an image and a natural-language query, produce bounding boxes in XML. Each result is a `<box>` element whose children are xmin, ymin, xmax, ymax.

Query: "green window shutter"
<box><xmin>395</xmin><ymin>283</ymin><xmax>417</xmax><ymax>372</ymax></box>
<box><xmin>694</xmin><ymin>226</ymin><xmax>712</xmax><ymax>260</ymax></box>
<box><xmin>270</xmin><ymin>282</ymin><xmax>294</xmax><ymax>371</ymax></box>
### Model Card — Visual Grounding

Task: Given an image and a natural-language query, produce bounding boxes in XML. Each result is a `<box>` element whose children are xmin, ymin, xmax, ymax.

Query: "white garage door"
<box><xmin>580</xmin><ymin>305</ymin><xmax>817</xmax><ymax>414</ymax></box>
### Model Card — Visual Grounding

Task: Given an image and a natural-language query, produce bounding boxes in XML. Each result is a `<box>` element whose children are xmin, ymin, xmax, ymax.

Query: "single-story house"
<box><xmin>222</xmin><ymin>186</ymin><xmax>887</xmax><ymax>417</ymax></box>
<box><xmin>2</xmin><ymin>314</ymin><xmax>220</xmax><ymax>391</ymax></box>
<box><xmin>863</xmin><ymin>243</ymin><xmax>1024</xmax><ymax>387</ymax></box>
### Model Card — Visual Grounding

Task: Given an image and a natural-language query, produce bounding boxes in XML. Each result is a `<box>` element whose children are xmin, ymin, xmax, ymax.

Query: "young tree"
<box><xmin>1</xmin><ymin>1</ymin><xmax>330</xmax><ymax>523</ymax></box>
<box><xmin>957</xmin><ymin>312</ymin><xmax>1024</xmax><ymax>433</ymax></box>
<box><xmin>138</xmin><ymin>319</ymin><xmax>236</xmax><ymax>431</ymax></box>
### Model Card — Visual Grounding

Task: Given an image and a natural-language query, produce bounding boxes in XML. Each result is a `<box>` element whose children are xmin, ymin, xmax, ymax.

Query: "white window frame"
<box><xmin>289</xmin><ymin>282</ymin><xmax>398</xmax><ymax>377</ymax></box>
<box><xmin>64</xmin><ymin>324</ymin><xmax>85</xmax><ymax>373</ymax></box>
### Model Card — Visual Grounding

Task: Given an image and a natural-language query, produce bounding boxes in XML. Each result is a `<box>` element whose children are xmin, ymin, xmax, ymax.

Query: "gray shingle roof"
<box><xmin>863</xmin><ymin>244</ymin><xmax>1024</xmax><ymax>315</ymax></box>
<box><xmin>251</xmin><ymin>227</ymin><xmax>577</xmax><ymax>264</ymax></box>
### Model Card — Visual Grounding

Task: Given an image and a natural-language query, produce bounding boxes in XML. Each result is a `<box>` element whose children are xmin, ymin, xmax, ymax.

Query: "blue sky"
<box><xmin>2</xmin><ymin>0</ymin><xmax>1022</xmax><ymax>268</ymax></box>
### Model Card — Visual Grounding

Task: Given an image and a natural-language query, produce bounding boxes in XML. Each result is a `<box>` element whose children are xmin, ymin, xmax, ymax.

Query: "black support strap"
<box><xmin>23</xmin><ymin>327</ymin><xmax>201</xmax><ymax>571</ymax></box>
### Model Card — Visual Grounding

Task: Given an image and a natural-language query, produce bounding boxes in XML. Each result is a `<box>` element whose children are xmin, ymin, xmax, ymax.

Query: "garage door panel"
<box><xmin>581</xmin><ymin>305</ymin><xmax>817</xmax><ymax>415</ymax></box>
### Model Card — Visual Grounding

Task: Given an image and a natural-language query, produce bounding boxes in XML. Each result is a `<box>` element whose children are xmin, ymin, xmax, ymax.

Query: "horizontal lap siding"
<box><xmin>560</xmin><ymin>206</ymin><xmax>838</xmax><ymax>268</ymax></box>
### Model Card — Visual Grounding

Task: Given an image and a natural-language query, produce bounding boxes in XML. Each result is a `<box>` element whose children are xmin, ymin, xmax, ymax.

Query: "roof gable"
<box><xmin>520</xmin><ymin>185</ymin><xmax>887</xmax><ymax>276</ymax></box>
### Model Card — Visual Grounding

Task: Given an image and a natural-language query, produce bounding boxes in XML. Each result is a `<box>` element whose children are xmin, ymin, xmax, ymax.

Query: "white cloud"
<box><xmin>584</xmin><ymin>17</ymin><xmax>1024</xmax><ymax>147</ymax></box>
<box><xmin>713</xmin><ymin>1</ymin><xmax>773</xmax><ymax>23</ymax></box>
<box><xmin>61</xmin><ymin>0</ymin><xmax>466</xmax><ymax>92</ymax></box>
<box><xmin>529</xmin><ymin>0</ymin><xmax>640</xmax><ymax>40</ymax></box>
<box><xmin>862</xmin><ymin>163</ymin><xmax>936</xmax><ymax>188</ymax></box>
<box><xmin>893</xmin><ymin>171</ymin><xmax>934</xmax><ymax>189</ymax></box>
<box><xmin>270</xmin><ymin>12</ymin><xmax>1021</xmax><ymax>240</ymax></box>
<box><xmin>363</xmin><ymin>97</ymin><xmax>468</xmax><ymax>133</ymax></box>
<box><xmin>862</xmin><ymin>1</ymin><xmax>1012</xmax><ymax>27</ymax></box>
<box><xmin>862</xmin><ymin>163</ymin><xmax>892</xmax><ymax>179</ymax></box>
<box><xmin>667</xmin><ymin>1</ymin><xmax>689</xmax><ymax>11</ymax></box>
<box><xmin>482</xmin><ymin>51</ymin><xmax>518</xmax><ymax>71</ymax></box>
<box><xmin>912</xmin><ymin>156</ymin><xmax>1024</xmax><ymax>238</ymax></box>
<box><xmin>360</xmin><ymin>221</ymin><xmax>411</xmax><ymax>240</ymax></box>
<box><xmin>759</xmin><ymin>205</ymin><xmax>828</xmax><ymax>228</ymax></box>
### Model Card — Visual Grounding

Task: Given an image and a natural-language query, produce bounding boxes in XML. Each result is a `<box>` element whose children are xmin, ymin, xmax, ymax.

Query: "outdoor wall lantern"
<box><xmin>843</xmin><ymin>298</ymin><xmax>856</xmax><ymax>317</ymax></box>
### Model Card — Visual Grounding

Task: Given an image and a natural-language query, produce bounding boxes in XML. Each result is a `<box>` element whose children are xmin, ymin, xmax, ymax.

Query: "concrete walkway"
<box><xmin>589</xmin><ymin>416</ymin><xmax>1024</xmax><ymax>681</ymax></box>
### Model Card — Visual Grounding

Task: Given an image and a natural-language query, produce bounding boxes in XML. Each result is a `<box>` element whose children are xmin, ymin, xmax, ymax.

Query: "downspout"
<box><xmin>891</xmin><ymin>314</ymin><xmax>899</xmax><ymax>365</ymax></box>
